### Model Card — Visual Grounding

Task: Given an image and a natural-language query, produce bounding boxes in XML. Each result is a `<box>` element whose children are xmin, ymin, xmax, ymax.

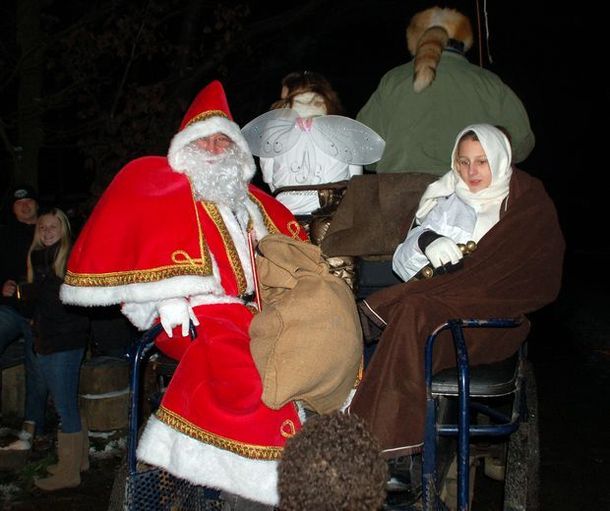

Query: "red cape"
<box><xmin>63</xmin><ymin>155</ymin><xmax>307</xmax><ymax>306</ymax></box>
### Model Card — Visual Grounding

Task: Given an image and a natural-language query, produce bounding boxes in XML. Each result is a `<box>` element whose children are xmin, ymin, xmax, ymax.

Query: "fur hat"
<box><xmin>278</xmin><ymin>412</ymin><xmax>388</xmax><ymax>511</ymax></box>
<box><xmin>406</xmin><ymin>6</ymin><xmax>474</xmax><ymax>92</ymax></box>
<box><xmin>167</xmin><ymin>80</ymin><xmax>256</xmax><ymax>179</ymax></box>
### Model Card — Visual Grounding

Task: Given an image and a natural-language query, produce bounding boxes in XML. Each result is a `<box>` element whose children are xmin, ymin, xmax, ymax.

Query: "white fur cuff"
<box><xmin>136</xmin><ymin>416</ymin><xmax>280</xmax><ymax>505</ymax></box>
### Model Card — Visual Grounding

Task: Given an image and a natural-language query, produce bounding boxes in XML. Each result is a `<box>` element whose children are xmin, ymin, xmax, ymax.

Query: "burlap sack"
<box><xmin>249</xmin><ymin>234</ymin><xmax>362</xmax><ymax>414</ymax></box>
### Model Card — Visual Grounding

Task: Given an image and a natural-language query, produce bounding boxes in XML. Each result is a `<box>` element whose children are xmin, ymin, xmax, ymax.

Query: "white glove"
<box><xmin>424</xmin><ymin>237</ymin><xmax>463</xmax><ymax>269</ymax></box>
<box><xmin>156</xmin><ymin>297</ymin><xmax>199</xmax><ymax>338</ymax></box>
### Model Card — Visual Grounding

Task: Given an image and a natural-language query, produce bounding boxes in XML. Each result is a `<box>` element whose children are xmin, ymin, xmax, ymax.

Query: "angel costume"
<box><xmin>242</xmin><ymin>106</ymin><xmax>385</xmax><ymax>215</ymax></box>
<box><xmin>60</xmin><ymin>81</ymin><xmax>308</xmax><ymax>505</ymax></box>
<box><xmin>350</xmin><ymin>124</ymin><xmax>564</xmax><ymax>455</ymax></box>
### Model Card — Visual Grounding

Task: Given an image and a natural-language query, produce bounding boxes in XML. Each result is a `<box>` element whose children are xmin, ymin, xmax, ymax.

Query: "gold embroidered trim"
<box><xmin>64</xmin><ymin>264</ymin><xmax>212</xmax><ymax>287</ymax></box>
<box><xmin>355</xmin><ymin>356</ymin><xmax>364</xmax><ymax>388</ymax></box>
<box><xmin>280</xmin><ymin>420</ymin><xmax>296</xmax><ymax>438</ymax></box>
<box><xmin>247</xmin><ymin>193</ymin><xmax>306</xmax><ymax>241</ymax></box>
<box><xmin>171</xmin><ymin>250</ymin><xmax>205</xmax><ymax>265</ymax></box>
<box><xmin>287</xmin><ymin>220</ymin><xmax>303</xmax><ymax>240</ymax></box>
<box><xmin>248</xmin><ymin>193</ymin><xmax>280</xmax><ymax>235</ymax></box>
<box><xmin>202</xmin><ymin>203</ymin><xmax>247</xmax><ymax>295</ymax></box>
<box><xmin>156</xmin><ymin>405</ymin><xmax>284</xmax><ymax>460</ymax></box>
<box><xmin>185</xmin><ymin>110</ymin><xmax>228</xmax><ymax>127</ymax></box>
<box><xmin>186</xmin><ymin>177</ymin><xmax>213</xmax><ymax>273</ymax></box>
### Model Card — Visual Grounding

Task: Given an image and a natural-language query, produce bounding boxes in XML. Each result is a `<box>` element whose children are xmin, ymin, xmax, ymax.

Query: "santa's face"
<box><xmin>181</xmin><ymin>135</ymin><xmax>250</xmax><ymax>210</ymax></box>
<box><xmin>194</xmin><ymin>133</ymin><xmax>233</xmax><ymax>155</ymax></box>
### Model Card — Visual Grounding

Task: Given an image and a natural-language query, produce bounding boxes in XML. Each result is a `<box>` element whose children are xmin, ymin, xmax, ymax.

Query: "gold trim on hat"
<box><xmin>156</xmin><ymin>405</ymin><xmax>284</xmax><ymax>460</ymax></box>
<box><xmin>185</xmin><ymin>110</ymin><xmax>228</xmax><ymax>127</ymax></box>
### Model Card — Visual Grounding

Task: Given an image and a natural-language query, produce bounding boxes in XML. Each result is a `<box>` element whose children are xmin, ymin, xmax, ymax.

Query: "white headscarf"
<box><xmin>415</xmin><ymin>124</ymin><xmax>512</xmax><ymax>240</ymax></box>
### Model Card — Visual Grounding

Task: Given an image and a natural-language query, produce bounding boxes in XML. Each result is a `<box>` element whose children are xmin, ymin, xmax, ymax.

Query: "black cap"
<box><xmin>11</xmin><ymin>185</ymin><xmax>38</xmax><ymax>206</ymax></box>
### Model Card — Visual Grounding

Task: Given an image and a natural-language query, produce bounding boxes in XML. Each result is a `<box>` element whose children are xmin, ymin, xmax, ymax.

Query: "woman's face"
<box><xmin>38</xmin><ymin>214</ymin><xmax>62</xmax><ymax>247</ymax></box>
<box><xmin>455</xmin><ymin>138</ymin><xmax>492</xmax><ymax>193</ymax></box>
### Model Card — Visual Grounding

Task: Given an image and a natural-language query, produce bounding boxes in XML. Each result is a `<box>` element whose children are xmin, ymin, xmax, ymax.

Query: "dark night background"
<box><xmin>0</xmin><ymin>0</ymin><xmax>604</xmax><ymax>239</ymax></box>
<box><xmin>1</xmin><ymin>1</ymin><xmax>608</xmax><ymax>509</ymax></box>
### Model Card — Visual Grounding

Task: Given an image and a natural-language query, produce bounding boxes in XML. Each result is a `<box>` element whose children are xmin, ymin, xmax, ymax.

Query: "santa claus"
<box><xmin>60</xmin><ymin>81</ymin><xmax>308</xmax><ymax>505</ymax></box>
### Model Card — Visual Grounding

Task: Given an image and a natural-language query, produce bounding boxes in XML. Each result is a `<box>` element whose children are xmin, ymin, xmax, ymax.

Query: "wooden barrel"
<box><xmin>79</xmin><ymin>356</ymin><xmax>129</xmax><ymax>431</ymax></box>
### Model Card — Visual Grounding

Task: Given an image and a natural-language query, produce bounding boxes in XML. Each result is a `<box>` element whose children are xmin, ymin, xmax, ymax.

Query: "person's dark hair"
<box><xmin>458</xmin><ymin>129</ymin><xmax>479</xmax><ymax>144</ymax></box>
<box><xmin>278</xmin><ymin>412</ymin><xmax>388</xmax><ymax>511</ymax></box>
<box><xmin>271</xmin><ymin>71</ymin><xmax>344</xmax><ymax>115</ymax></box>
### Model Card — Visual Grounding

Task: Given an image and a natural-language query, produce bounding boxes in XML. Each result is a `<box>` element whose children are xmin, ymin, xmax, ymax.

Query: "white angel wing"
<box><xmin>310</xmin><ymin>115</ymin><xmax>385</xmax><ymax>165</ymax></box>
<box><xmin>241</xmin><ymin>109</ymin><xmax>302</xmax><ymax>157</ymax></box>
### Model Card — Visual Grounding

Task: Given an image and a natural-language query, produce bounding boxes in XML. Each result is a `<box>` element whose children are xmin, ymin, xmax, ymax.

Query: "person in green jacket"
<box><xmin>357</xmin><ymin>6</ymin><xmax>535</xmax><ymax>176</ymax></box>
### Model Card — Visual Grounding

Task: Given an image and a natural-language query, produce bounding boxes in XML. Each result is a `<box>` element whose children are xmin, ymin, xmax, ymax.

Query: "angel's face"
<box><xmin>290</xmin><ymin>92</ymin><xmax>327</xmax><ymax>118</ymax></box>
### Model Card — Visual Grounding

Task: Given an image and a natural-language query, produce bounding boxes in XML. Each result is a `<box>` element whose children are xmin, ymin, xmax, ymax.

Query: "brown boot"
<box><xmin>35</xmin><ymin>431</ymin><xmax>82</xmax><ymax>491</ymax></box>
<box><xmin>47</xmin><ymin>417</ymin><xmax>89</xmax><ymax>474</ymax></box>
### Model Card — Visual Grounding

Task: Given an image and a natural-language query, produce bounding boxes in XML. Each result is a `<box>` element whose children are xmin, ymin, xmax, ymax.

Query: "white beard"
<box><xmin>180</xmin><ymin>143</ymin><xmax>250</xmax><ymax>211</ymax></box>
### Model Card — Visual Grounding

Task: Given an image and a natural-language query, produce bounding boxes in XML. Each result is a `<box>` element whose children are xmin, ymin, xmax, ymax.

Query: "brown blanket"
<box><xmin>321</xmin><ymin>173</ymin><xmax>436</xmax><ymax>257</ymax></box>
<box><xmin>349</xmin><ymin>169</ymin><xmax>565</xmax><ymax>454</ymax></box>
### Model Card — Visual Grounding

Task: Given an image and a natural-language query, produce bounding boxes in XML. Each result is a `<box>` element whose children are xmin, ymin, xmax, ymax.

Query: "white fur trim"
<box><xmin>59</xmin><ymin>198</ymin><xmax>271</xmax><ymax>324</ymax></box>
<box><xmin>60</xmin><ymin>275</ymin><xmax>225</xmax><ymax>308</ymax></box>
<box><xmin>216</xmin><ymin>204</ymin><xmax>256</xmax><ymax>294</ymax></box>
<box><xmin>189</xmin><ymin>294</ymin><xmax>244</xmax><ymax>308</ymax></box>
<box><xmin>136</xmin><ymin>415</ymin><xmax>280</xmax><ymax>505</ymax></box>
<box><xmin>121</xmin><ymin>301</ymin><xmax>158</xmax><ymax>330</ymax></box>
<box><xmin>244</xmin><ymin>198</ymin><xmax>271</xmax><ymax>241</ymax></box>
<box><xmin>167</xmin><ymin>116</ymin><xmax>256</xmax><ymax>180</ymax></box>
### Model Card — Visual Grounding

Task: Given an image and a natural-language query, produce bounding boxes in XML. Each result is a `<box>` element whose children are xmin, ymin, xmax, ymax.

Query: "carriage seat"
<box><xmin>431</xmin><ymin>352</ymin><xmax>519</xmax><ymax>397</ymax></box>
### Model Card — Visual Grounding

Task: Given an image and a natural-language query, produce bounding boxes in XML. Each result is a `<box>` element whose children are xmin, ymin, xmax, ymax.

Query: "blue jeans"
<box><xmin>0</xmin><ymin>305</ymin><xmax>48</xmax><ymax>434</ymax></box>
<box><xmin>37</xmin><ymin>348</ymin><xmax>85</xmax><ymax>433</ymax></box>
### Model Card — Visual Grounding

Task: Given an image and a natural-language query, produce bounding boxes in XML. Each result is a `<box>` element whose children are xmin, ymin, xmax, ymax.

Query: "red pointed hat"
<box><xmin>179</xmin><ymin>80</ymin><xmax>234</xmax><ymax>130</ymax></box>
<box><xmin>168</xmin><ymin>80</ymin><xmax>255</xmax><ymax>179</ymax></box>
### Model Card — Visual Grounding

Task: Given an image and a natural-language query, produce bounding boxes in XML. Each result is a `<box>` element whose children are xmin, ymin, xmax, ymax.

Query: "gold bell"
<box><xmin>421</xmin><ymin>266</ymin><xmax>434</xmax><ymax>279</ymax></box>
<box><xmin>458</xmin><ymin>240</ymin><xmax>477</xmax><ymax>255</ymax></box>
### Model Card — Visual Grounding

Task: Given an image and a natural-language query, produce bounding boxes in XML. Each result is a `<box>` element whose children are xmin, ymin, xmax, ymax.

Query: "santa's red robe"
<box><xmin>61</xmin><ymin>155</ymin><xmax>308</xmax><ymax>504</ymax></box>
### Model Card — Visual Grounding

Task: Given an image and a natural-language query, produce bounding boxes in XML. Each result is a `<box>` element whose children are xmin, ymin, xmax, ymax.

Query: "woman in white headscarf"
<box><xmin>392</xmin><ymin>124</ymin><xmax>512</xmax><ymax>281</ymax></box>
<box><xmin>350</xmin><ymin>122</ymin><xmax>564</xmax><ymax>501</ymax></box>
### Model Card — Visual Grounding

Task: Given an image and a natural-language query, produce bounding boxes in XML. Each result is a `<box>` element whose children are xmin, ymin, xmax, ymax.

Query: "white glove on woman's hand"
<box><xmin>424</xmin><ymin>237</ymin><xmax>463</xmax><ymax>269</ymax></box>
<box><xmin>156</xmin><ymin>297</ymin><xmax>199</xmax><ymax>338</ymax></box>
